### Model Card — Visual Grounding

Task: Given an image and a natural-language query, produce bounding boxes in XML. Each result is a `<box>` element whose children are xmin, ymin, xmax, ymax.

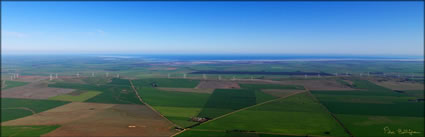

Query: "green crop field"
<box><xmin>132</xmin><ymin>78</ymin><xmax>200</xmax><ymax>88</ymax></box>
<box><xmin>336</xmin><ymin>114</ymin><xmax>424</xmax><ymax>137</ymax></box>
<box><xmin>48</xmin><ymin>91</ymin><xmax>102</xmax><ymax>102</ymax></box>
<box><xmin>49</xmin><ymin>78</ymin><xmax>142</xmax><ymax>104</ymax></box>
<box><xmin>254</xmin><ymin>90</ymin><xmax>278</xmax><ymax>103</ymax></box>
<box><xmin>192</xmin><ymin>92</ymin><xmax>348</xmax><ymax>137</ymax></box>
<box><xmin>81</xmin><ymin>77</ymin><xmax>110</xmax><ymax>85</ymax></box>
<box><xmin>197</xmin><ymin>88</ymin><xmax>277</xmax><ymax>119</ymax></box>
<box><xmin>197</xmin><ymin>89</ymin><xmax>258</xmax><ymax>119</ymax></box>
<box><xmin>311</xmin><ymin>80</ymin><xmax>424</xmax><ymax>137</ymax></box>
<box><xmin>1</xmin><ymin>98</ymin><xmax>69</xmax><ymax>122</ymax></box>
<box><xmin>321</xmin><ymin>101</ymin><xmax>424</xmax><ymax>117</ymax></box>
<box><xmin>351</xmin><ymin>79</ymin><xmax>391</xmax><ymax>90</ymax></box>
<box><xmin>403</xmin><ymin>90</ymin><xmax>424</xmax><ymax>98</ymax></box>
<box><xmin>137</xmin><ymin>87</ymin><xmax>211</xmax><ymax>127</ymax></box>
<box><xmin>239</xmin><ymin>84</ymin><xmax>304</xmax><ymax>90</ymax></box>
<box><xmin>1</xmin><ymin>125</ymin><xmax>60</xmax><ymax>137</ymax></box>
<box><xmin>49</xmin><ymin>82</ymin><xmax>105</xmax><ymax>91</ymax></box>
<box><xmin>177</xmin><ymin>130</ymin><xmax>303</xmax><ymax>137</ymax></box>
<box><xmin>311</xmin><ymin>90</ymin><xmax>405</xmax><ymax>97</ymax></box>
<box><xmin>2</xmin><ymin>80</ymin><xmax>29</xmax><ymax>90</ymax></box>
<box><xmin>84</xmin><ymin>85</ymin><xmax>140</xmax><ymax>104</ymax></box>
<box><xmin>107</xmin><ymin>78</ymin><xmax>131</xmax><ymax>86</ymax></box>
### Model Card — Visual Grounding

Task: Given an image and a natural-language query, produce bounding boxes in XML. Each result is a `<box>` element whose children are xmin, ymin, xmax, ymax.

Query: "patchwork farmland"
<box><xmin>1</xmin><ymin>58</ymin><xmax>424</xmax><ymax>137</ymax></box>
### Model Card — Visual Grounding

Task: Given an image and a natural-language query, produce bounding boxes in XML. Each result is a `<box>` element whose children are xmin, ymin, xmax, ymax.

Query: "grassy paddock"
<box><xmin>137</xmin><ymin>87</ymin><xmax>210</xmax><ymax>127</ymax></box>
<box><xmin>177</xmin><ymin>130</ymin><xmax>304</xmax><ymax>137</ymax></box>
<box><xmin>48</xmin><ymin>91</ymin><xmax>101</xmax><ymax>102</ymax></box>
<box><xmin>2</xmin><ymin>80</ymin><xmax>29</xmax><ymax>90</ymax></box>
<box><xmin>336</xmin><ymin>114</ymin><xmax>424</xmax><ymax>137</ymax></box>
<box><xmin>1</xmin><ymin>125</ymin><xmax>60</xmax><ymax>137</ymax></box>
<box><xmin>49</xmin><ymin>79</ymin><xmax>141</xmax><ymax>104</ymax></box>
<box><xmin>197</xmin><ymin>89</ymin><xmax>257</xmax><ymax>119</ymax></box>
<box><xmin>239</xmin><ymin>84</ymin><xmax>304</xmax><ymax>90</ymax></box>
<box><xmin>194</xmin><ymin>93</ymin><xmax>348</xmax><ymax>137</ymax></box>
<box><xmin>311</xmin><ymin>80</ymin><xmax>424</xmax><ymax>136</ymax></box>
<box><xmin>133</xmin><ymin>78</ymin><xmax>200</xmax><ymax>88</ymax></box>
<box><xmin>1</xmin><ymin>98</ymin><xmax>69</xmax><ymax>122</ymax></box>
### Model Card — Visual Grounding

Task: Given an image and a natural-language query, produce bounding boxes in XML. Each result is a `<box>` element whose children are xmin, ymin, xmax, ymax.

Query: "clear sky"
<box><xmin>1</xmin><ymin>2</ymin><xmax>424</xmax><ymax>56</ymax></box>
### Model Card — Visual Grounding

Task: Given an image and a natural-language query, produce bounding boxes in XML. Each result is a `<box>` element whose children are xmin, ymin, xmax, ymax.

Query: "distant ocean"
<box><xmin>4</xmin><ymin>53</ymin><xmax>423</xmax><ymax>62</ymax></box>
<box><xmin>96</xmin><ymin>54</ymin><xmax>424</xmax><ymax>61</ymax></box>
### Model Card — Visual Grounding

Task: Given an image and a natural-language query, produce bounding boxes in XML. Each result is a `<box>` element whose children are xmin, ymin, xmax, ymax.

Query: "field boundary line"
<box><xmin>1</xmin><ymin>107</ymin><xmax>37</xmax><ymax>115</ymax></box>
<box><xmin>129</xmin><ymin>79</ymin><xmax>180</xmax><ymax>130</ymax></box>
<box><xmin>172</xmin><ymin>90</ymin><xmax>305</xmax><ymax>137</ymax></box>
<box><xmin>307</xmin><ymin>89</ymin><xmax>354</xmax><ymax>137</ymax></box>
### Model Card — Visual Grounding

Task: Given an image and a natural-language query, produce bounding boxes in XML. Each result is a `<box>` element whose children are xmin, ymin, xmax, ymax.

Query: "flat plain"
<box><xmin>1</xmin><ymin>56</ymin><xmax>424</xmax><ymax>137</ymax></box>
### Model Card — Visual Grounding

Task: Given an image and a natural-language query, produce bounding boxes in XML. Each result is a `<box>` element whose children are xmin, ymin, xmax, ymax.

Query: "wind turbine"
<box><xmin>92</xmin><ymin>72</ymin><xmax>95</xmax><ymax>77</ymax></box>
<box><xmin>55</xmin><ymin>73</ymin><xmax>58</xmax><ymax>79</ymax></box>
<box><xmin>183</xmin><ymin>73</ymin><xmax>187</xmax><ymax>79</ymax></box>
<box><xmin>50</xmin><ymin>74</ymin><xmax>53</xmax><ymax>81</ymax></box>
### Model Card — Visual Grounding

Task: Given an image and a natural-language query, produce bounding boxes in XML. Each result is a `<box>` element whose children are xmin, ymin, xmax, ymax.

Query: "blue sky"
<box><xmin>2</xmin><ymin>2</ymin><xmax>424</xmax><ymax>56</ymax></box>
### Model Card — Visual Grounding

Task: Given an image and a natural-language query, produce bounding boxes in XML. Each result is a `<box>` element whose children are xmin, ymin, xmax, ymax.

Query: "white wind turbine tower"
<box><xmin>92</xmin><ymin>72</ymin><xmax>95</xmax><ymax>77</ymax></box>
<box><xmin>116</xmin><ymin>74</ymin><xmax>120</xmax><ymax>78</ymax></box>
<box><xmin>367</xmin><ymin>72</ymin><xmax>370</xmax><ymax>77</ymax></box>
<box><xmin>183</xmin><ymin>73</ymin><xmax>187</xmax><ymax>79</ymax></box>
<box><xmin>50</xmin><ymin>74</ymin><xmax>53</xmax><ymax>81</ymax></box>
<box><xmin>106</xmin><ymin>72</ymin><xmax>109</xmax><ymax>77</ymax></box>
<box><xmin>76</xmin><ymin>72</ymin><xmax>80</xmax><ymax>78</ymax></box>
<box><xmin>12</xmin><ymin>73</ymin><xmax>16</xmax><ymax>80</ymax></box>
<box><xmin>16</xmin><ymin>73</ymin><xmax>19</xmax><ymax>79</ymax></box>
<box><xmin>55</xmin><ymin>73</ymin><xmax>58</xmax><ymax>79</ymax></box>
<box><xmin>10</xmin><ymin>75</ymin><xmax>13</xmax><ymax>80</ymax></box>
